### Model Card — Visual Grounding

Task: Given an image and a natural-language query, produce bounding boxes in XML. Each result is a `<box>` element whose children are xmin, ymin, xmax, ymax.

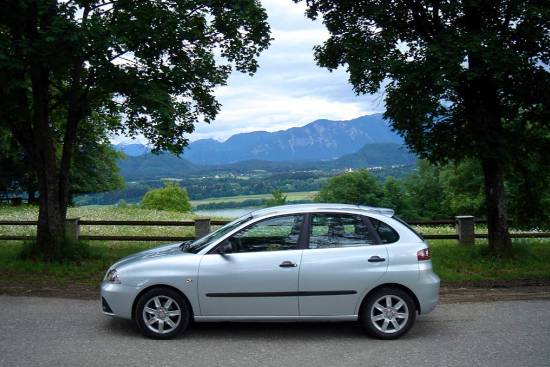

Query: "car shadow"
<box><xmin>104</xmin><ymin>317</ymin><xmax>439</xmax><ymax>341</ymax></box>
<box><xmin>187</xmin><ymin>321</ymin><xmax>365</xmax><ymax>340</ymax></box>
<box><xmin>105</xmin><ymin>318</ymin><xmax>364</xmax><ymax>340</ymax></box>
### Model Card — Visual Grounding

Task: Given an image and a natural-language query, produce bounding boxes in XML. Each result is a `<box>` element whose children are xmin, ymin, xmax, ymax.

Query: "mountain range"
<box><xmin>114</xmin><ymin>114</ymin><xmax>404</xmax><ymax>164</ymax></box>
<box><xmin>117</xmin><ymin>143</ymin><xmax>416</xmax><ymax>181</ymax></box>
<box><xmin>113</xmin><ymin>114</ymin><xmax>417</xmax><ymax>181</ymax></box>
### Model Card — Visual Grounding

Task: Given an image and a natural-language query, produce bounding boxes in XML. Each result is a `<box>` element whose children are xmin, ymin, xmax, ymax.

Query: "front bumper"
<box><xmin>101</xmin><ymin>296</ymin><xmax>114</xmax><ymax>315</ymax></box>
<box><xmin>100</xmin><ymin>281</ymin><xmax>141</xmax><ymax>320</ymax></box>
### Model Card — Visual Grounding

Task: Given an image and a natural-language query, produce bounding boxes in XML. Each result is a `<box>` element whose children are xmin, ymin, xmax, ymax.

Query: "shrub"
<box><xmin>141</xmin><ymin>181</ymin><xmax>192</xmax><ymax>212</ymax></box>
<box><xmin>265</xmin><ymin>189</ymin><xmax>287</xmax><ymax>207</ymax></box>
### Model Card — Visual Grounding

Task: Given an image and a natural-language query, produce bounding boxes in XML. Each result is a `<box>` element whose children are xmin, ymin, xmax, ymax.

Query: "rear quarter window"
<box><xmin>392</xmin><ymin>216</ymin><xmax>424</xmax><ymax>241</ymax></box>
<box><xmin>369</xmin><ymin>218</ymin><xmax>400</xmax><ymax>244</ymax></box>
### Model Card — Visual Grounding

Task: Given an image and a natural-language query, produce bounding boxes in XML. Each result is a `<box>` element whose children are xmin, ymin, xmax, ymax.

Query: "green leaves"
<box><xmin>299</xmin><ymin>0</ymin><xmax>549</xmax><ymax>164</ymax></box>
<box><xmin>317</xmin><ymin>170</ymin><xmax>385</xmax><ymax>207</ymax></box>
<box><xmin>1</xmin><ymin>0</ymin><xmax>271</xmax><ymax>155</ymax></box>
<box><xmin>299</xmin><ymin>0</ymin><xmax>549</xmax><ymax>252</ymax></box>
<box><xmin>0</xmin><ymin>0</ymin><xmax>270</xmax><ymax>256</ymax></box>
<box><xmin>265</xmin><ymin>189</ymin><xmax>287</xmax><ymax>207</ymax></box>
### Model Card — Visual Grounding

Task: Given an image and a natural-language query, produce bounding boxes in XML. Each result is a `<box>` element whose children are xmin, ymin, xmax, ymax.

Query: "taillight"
<box><xmin>417</xmin><ymin>248</ymin><xmax>431</xmax><ymax>261</ymax></box>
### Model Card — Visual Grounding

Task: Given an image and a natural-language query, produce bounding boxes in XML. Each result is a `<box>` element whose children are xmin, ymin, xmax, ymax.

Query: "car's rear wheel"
<box><xmin>360</xmin><ymin>287</ymin><xmax>416</xmax><ymax>339</ymax></box>
<box><xmin>135</xmin><ymin>287</ymin><xmax>190</xmax><ymax>339</ymax></box>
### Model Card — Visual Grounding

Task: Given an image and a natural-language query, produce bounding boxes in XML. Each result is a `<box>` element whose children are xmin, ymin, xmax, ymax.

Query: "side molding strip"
<box><xmin>206</xmin><ymin>290</ymin><xmax>357</xmax><ymax>298</ymax></box>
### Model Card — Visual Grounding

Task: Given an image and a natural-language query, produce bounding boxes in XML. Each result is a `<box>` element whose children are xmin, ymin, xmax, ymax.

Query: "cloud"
<box><xmin>111</xmin><ymin>0</ymin><xmax>384</xmax><ymax>144</ymax></box>
<box><xmin>191</xmin><ymin>93</ymin><xmax>383</xmax><ymax>141</ymax></box>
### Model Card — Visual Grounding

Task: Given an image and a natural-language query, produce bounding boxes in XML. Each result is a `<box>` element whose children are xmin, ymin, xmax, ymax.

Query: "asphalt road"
<box><xmin>0</xmin><ymin>296</ymin><xmax>549</xmax><ymax>367</ymax></box>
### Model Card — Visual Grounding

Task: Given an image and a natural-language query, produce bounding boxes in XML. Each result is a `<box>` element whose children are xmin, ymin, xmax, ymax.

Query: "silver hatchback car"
<box><xmin>101</xmin><ymin>204</ymin><xmax>439</xmax><ymax>339</ymax></box>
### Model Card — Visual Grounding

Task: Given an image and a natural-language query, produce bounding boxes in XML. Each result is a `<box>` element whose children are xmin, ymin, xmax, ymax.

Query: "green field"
<box><xmin>0</xmin><ymin>205</ymin><xmax>224</xmax><ymax>238</ymax></box>
<box><xmin>190</xmin><ymin>191</ymin><xmax>318</xmax><ymax>206</ymax></box>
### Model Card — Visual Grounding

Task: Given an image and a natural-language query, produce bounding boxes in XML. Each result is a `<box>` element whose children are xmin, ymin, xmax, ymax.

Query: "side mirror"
<box><xmin>217</xmin><ymin>241</ymin><xmax>232</xmax><ymax>257</ymax></box>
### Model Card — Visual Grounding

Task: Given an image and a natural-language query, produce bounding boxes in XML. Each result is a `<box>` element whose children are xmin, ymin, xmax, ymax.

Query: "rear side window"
<box><xmin>370</xmin><ymin>218</ymin><xmax>400</xmax><ymax>244</ymax></box>
<box><xmin>309</xmin><ymin>214</ymin><xmax>375</xmax><ymax>249</ymax></box>
<box><xmin>392</xmin><ymin>216</ymin><xmax>424</xmax><ymax>240</ymax></box>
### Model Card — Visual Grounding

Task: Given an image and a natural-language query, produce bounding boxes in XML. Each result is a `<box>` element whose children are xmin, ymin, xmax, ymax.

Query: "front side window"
<box><xmin>224</xmin><ymin>215</ymin><xmax>304</xmax><ymax>253</ymax></box>
<box><xmin>308</xmin><ymin>214</ymin><xmax>374</xmax><ymax>249</ymax></box>
<box><xmin>184</xmin><ymin>215</ymin><xmax>252</xmax><ymax>253</ymax></box>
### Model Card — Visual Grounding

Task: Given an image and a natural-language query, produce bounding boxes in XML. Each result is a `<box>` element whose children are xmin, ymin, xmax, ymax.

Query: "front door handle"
<box><xmin>279</xmin><ymin>261</ymin><xmax>297</xmax><ymax>268</ymax></box>
<box><xmin>368</xmin><ymin>256</ymin><xmax>386</xmax><ymax>263</ymax></box>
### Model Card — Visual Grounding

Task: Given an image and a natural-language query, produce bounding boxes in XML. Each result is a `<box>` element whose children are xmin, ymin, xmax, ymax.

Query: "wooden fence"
<box><xmin>0</xmin><ymin>216</ymin><xmax>548</xmax><ymax>245</ymax></box>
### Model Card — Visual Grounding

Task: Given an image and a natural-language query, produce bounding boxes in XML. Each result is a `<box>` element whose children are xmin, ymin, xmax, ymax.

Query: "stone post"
<box><xmin>65</xmin><ymin>218</ymin><xmax>80</xmax><ymax>242</ymax></box>
<box><xmin>455</xmin><ymin>215</ymin><xmax>475</xmax><ymax>245</ymax></box>
<box><xmin>194</xmin><ymin>218</ymin><xmax>211</xmax><ymax>239</ymax></box>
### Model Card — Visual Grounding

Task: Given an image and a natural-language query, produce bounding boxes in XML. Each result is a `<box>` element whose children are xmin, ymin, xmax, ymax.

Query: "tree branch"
<box><xmin>431</xmin><ymin>0</ymin><xmax>441</xmax><ymax>32</ymax></box>
<box><xmin>501</xmin><ymin>0</ymin><xmax>515</xmax><ymax>35</ymax></box>
<box><xmin>59</xmin><ymin>3</ymin><xmax>92</xmax><ymax>207</ymax></box>
<box><xmin>405</xmin><ymin>0</ymin><xmax>435</xmax><ymax>40</ymax></box>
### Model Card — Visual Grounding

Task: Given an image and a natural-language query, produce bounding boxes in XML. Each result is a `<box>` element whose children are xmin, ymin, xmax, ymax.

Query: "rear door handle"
<box><xmin>368</xmin><ymin>256</ymin><xmax>386</xmax><ymax>263</ymax></box>
<box><xmin>279</xmin><ymin>261</ymin><xmax>297</xmax><ymax>268</ymax></box>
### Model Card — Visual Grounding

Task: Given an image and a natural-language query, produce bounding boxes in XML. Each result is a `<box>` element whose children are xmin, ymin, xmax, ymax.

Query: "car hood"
<box><xmin>111</xmin><ymin>242</ymin><xmax>189</xmax><ymax>269</ymax></box>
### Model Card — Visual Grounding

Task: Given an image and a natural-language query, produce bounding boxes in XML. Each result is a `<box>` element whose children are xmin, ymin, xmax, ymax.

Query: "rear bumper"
<box><xmin>100</xmin><ymin>281</ymin><xmax>140</xmax><ymax>320</ymax></box>
<box><xmin>415</xmin><ymin>270</ymin><xmax>440</xmax><ymax>314</ymax></box>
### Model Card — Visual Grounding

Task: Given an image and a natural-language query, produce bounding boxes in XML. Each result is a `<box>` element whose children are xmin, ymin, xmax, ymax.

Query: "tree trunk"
<box><xmin>6</xmin><ymin>0</ymin><xmax>80</xmax><ymax>259</ymax></box>
<box><xmin>35</xmin><ymin>158</ymin><xmax>68</xmax><ymax>254</ymax></box>
<box><xmin>481</xmin><ymin>159</ymin><xmax>513</xmax><ymax>256</ymax></box>
<box><xmin>460</xmin><ymin>4</ymin><xmax>513</xmax><ymax>256</ymax></box>
<box><xmin>27</xmin><ymin>188</ymin><xmax>37</xmax><ymax>204</ymax></box>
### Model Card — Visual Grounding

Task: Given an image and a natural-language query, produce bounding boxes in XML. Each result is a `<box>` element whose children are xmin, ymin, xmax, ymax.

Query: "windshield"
<box><xmin>183</xmin><ymin>215</ymin><xmax>252</xmax><ymax>253</ymax></box>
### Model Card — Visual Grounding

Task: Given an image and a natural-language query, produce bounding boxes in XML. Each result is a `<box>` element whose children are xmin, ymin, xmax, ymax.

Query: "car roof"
<box><xmin>250</xmin><ymin>203</ymin><xmax>394</xmax><ymax>218</ymax></box>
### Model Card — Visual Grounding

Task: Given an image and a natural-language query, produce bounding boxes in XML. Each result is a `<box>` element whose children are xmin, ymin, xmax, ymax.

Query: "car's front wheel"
<box><xmin>135</xmin><ymin>287</ymin><xmax>190</xmax><ymax>339</ymax></box>
<box><xmin>360</xmin><ymin>287</ymin><xmax>416</xmax><ymax>339</ymax></box>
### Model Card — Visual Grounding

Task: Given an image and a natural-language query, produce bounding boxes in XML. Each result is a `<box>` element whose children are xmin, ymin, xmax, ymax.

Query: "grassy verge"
<box><xmin>1</xmin><ymin>239</ymin><xmax>549</xmax><ymax>288</ymax></box>
<box><xmin>0</xmin><ymin>240</ymin><xmax>162</xmax><ymax>287</ymax></box>
<box><xmin>429</xmin><ymin>238</ymin><xmax>550</xmax><ymax>282</ymax></box>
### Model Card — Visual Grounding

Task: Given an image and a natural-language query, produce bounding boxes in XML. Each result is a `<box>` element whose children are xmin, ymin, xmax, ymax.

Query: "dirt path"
<box><xmin>2</xmin><ymin>279</ymin><xmax>550</xmax><ymax>303</ymax></box>
<box><xmin>440</xmin><ymin>279</ymin><xmax>550</xmax><ymax>303</ymax></box>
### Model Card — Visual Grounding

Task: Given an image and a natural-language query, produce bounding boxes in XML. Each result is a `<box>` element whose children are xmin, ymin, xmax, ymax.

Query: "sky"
<box><xmin>116</xmin><ymin>0</ymin><xmax>384</xmax><ymax>144</ymax></box>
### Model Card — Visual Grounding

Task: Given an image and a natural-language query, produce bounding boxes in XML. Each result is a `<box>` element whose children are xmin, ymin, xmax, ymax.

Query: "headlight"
<box><xmin>105</xmin><ymin>269</ymin><xmax>121</xmax><ymax>284</ymax></box>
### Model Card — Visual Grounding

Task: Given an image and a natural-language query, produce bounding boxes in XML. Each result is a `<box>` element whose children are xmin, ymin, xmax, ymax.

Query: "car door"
<box><xmin>298</xmin><ymin>213</ymin><xmax>388</xmax><ymax>316</ymax></box>
<box><xmin>198</xmin><ymin>214</ymin><xmax>305</xmax><ymax>317</ymax></box>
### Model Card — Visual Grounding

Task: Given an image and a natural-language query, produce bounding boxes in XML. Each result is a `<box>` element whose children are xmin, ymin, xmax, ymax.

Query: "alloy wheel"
<box><xmin>142</xmin><ymin>295</ymin><xmax>182</xmax><ymax>335</ymax></box>
<box><xmin>370</xmin><ymin>294</ymin><xmax>409</xmax><ymax>334</ymax></box>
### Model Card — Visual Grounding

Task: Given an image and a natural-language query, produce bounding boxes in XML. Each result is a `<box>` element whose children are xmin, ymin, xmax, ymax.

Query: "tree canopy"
<box><xmin>317</xmin><ymin>170</ymin><xmax>384</xmax><ymax>206</ymax></box>
<box><xmin>298</xmin><ymin>0</ymin><xmax>550</xmax><ymax>255</ymax></box>
<box><xmin>316</xmin><ymin>159</ymin><xmax>549</xmax><ymax>229</ymax></box>
<box><xmin>0</xmin><ymin>0</ymin><xmax>271</xmax><ymax>257</ymax></box>
<box><xmin>1</xmin><ymin>116</ymin><xmax>125</xmax><ymax>202</ymax></box>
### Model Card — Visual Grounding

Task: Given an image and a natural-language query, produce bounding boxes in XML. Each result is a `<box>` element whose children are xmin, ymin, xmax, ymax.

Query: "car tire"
<box><xmin>360</xmin><ymin>287</ymin><xmax>416</xmax><ymax>340</ymax></box>
<box><xmin>135</xmin><ymin>287</ymin><xmax>191</xmax><ymax>339</ymax></box>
